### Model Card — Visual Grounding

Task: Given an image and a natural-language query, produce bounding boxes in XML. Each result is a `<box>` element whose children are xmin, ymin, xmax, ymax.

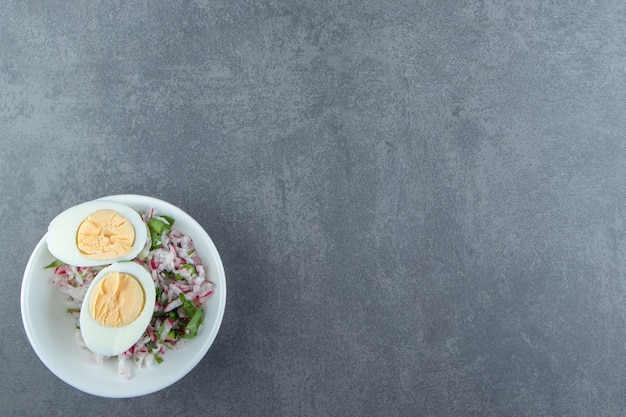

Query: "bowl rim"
<box><xmin>20</xmin><ymin>194</ymin><xmax>227</xmax><ymax>398</ymax></box>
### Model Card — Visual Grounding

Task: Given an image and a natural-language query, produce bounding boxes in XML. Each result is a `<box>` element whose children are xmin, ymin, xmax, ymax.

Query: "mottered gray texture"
<box><xmin>2</xmin><ymin>1</ymin><xmax>626</xmax><ymax>416</ymax></box>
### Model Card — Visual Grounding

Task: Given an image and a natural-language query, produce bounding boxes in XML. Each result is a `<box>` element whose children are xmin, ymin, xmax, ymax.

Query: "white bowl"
<box><xmin>21</xmin><ymin>194</ymin><xmax>226</xmax><ymax>398</ymax></box>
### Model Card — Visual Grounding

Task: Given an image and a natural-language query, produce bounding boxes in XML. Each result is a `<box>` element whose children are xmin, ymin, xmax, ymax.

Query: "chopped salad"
<box><xmin>47</xmin><ymin>209</ymin><xmax>214</xmax><ymax>378</ymax></box>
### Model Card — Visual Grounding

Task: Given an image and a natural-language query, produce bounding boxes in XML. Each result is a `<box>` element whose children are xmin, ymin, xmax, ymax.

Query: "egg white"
<box><xmin>46</xmin><ymin>200</ymin><xmax>149</xmax><ymax>267</ymax></box>
<box><xmin>79</xmin><ymin>262</ymin><xmax>156</xmax><ymax>357</ymax></box>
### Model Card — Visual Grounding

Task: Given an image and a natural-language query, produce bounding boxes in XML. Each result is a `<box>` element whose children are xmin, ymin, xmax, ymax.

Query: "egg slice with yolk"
<box><xmin>89</xmin><ymin>271</ymin><xmax>145</xmax><ymax>328</ymax></box>
<box><xmin>80</xmin><ymin>262</ymin><xmax>156</xmax><ymax>357</ymax></box>
<box><xmin>77</xmin><ymin>209</ymin><xmax>136</xmax><ymax>260</ymax></box>
<box><xmin>46</xmin><ymin>200</ymin><xmax>148</xmax><ymax>267</ymax></box>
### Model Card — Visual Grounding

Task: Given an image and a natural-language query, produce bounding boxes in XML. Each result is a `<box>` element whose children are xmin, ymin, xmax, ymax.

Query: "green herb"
<box><xmin>66</xmin><ymin>308</ymin><xmax>80</xmax><ymax>313</ymax></box>
<box><xmin>183</xmin><ymin>307</ymin><xmax>203</xmax><ymax>339</ymax></box>
<box><xmin>146</xmin><ymin>340</ymin><xmax>157</xmax><ymax>350</ymax></box>
<box><xmin>154</xmin><ymin>354</ymin><xmax>163</xmax><ymax>364</ymax></box>
<box><xmin>178</xmin><ymin>293</ymin><xmax>197</xmax><ymax>318</ymax></box>
<box><xmin>157</xmin><ymin>321</ymin><xmax>167</xmax><ymax>338</ymax></box>
<box><xmin>155</xmin><ymin>287</ymin><xmax>164</xmax><ymax>304</ymax></box>
<box><xmin>44</xmin><ymin>259</ymin><xmax>66</xmax><ymax>269</ymax></box>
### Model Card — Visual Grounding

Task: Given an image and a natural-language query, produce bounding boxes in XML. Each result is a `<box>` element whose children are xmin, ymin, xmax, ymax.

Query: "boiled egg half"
<box><xmin>47</xmin><ymin>200</ymin><xmax>148</xmax><ymax>267</ymax></box>
<box><xmin>80</xmin><ymin>262</ymin><xmax>156</xmax><ymax>357</ymax></box>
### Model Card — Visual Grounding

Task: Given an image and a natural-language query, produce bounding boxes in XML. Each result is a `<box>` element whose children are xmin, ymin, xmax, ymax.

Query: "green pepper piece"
<box><xmin>148</xmin><ymin>217</ymin><xmax>167</xmax><ymax>234</ymax></box>
<box><xmin>148</xmin><ymin>216</ymin><xmax>174</xmax><ymax>249</ymax></box>
<box><xmin>182</xmin><ymin>264</ymin><xmax>197</xmax><ymax>275</ymax></box>
<box><xmin>150</xmin><ymin>230</ymin><xmax>162</xmax><ymax>249</ymax></box>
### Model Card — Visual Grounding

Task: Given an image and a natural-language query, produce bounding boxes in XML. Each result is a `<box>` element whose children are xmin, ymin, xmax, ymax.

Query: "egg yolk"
<box><xmin>89</xmin><ymin>272</ymin><xmax>145</xmax><ymax>327</ymax></box>
<box><xmin>76</xmin><ymin>209</ymin><xmax>135</xmax><ymax>259</ymax></box>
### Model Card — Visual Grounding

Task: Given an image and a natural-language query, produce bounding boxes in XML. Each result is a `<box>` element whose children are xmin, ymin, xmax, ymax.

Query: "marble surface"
<box><xmin>3</xmin><ymin>1</ymin><xmax>626</xmax><ymax>415</ymax></box>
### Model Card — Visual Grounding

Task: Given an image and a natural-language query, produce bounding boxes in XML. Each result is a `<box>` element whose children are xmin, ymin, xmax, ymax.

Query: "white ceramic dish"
<box><xmin>20</xmin><ymin>195</ymin><xmax>226</xmax><ymax>398</ymax></box>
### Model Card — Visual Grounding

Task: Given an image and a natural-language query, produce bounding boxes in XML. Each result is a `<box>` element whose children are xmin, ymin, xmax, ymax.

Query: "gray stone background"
<box><xmin>2</xmin><ymin>1</ymin><xmax>626</xmax><ymax>416</ymax></box>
